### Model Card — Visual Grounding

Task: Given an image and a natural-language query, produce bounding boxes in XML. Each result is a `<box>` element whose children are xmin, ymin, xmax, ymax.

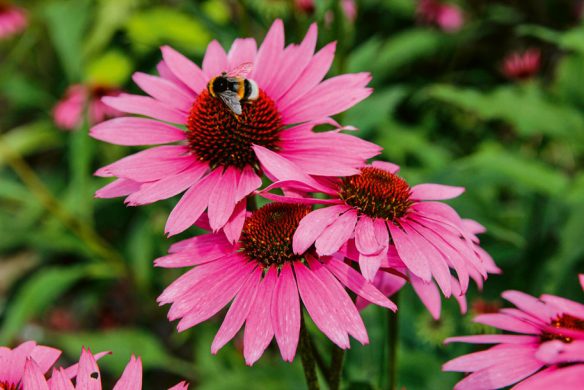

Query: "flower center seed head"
<box><xmin>187</xmin><ymin>89</ymin><xmax>282</xmax><ymax>169</ymax></box>
<box><xmin>0</xmin><ymin>382</ymin><xmax>17</xmax><ymax>390</ymax></box>
<box><xmin>540</xmin><ymin>314</ymin><xmax>584</xmax><ymax>344</ymax></box>
<box><xmin>240</xmin><ymin>203</ymin><xmax>311</xmax><ymax>267</ymax></box>
<box><xmin>339</xmin><ymin>167</ymin><xmax>413</xmax><ymax>221</ymax></box>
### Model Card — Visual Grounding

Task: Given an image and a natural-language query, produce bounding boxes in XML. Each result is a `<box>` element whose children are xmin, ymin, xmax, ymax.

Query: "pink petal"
<box><xmin>324</xmin><ymin>258</ymin><xmax>397</xmax><ymax>311</ymax></box>
<box><xmin>29</xmin><ymin>346</ymin><xmax>61</xmax><ymax>374</ymax></box>
<box><xmin>58</xmin><ymin>351</ymin><xmax>110</xmax><ymax>381</ymax></box>
<box><xmin>207</xmin><ymin>167</ymin><xmax>238</xmax><ymax>231</ymax></box>
<box><xmin>165</xmin><ymin>170</ymin><xmax>221</xmax><ymax>236</ymax></box>
<box><xmin>411</xmin><ymin>275</ymin><xmax>442</xmax><ymax>320</ymax></box>
<box><xmin>443</xmin><ymin>344</ymin><xmax>538</xmax><ymax>372</ymax></box>
<box><xmin>227</xmin><ymin>38</ymin><xmax>257</xmax><ymax>69</ymax></box>
<box><xmin>76</xmin><ymin>348</ymin><xmax>102</xmax><ymax>390</ymax></box>
<box><xmin>540</xmin><ymin>294</ymin><xmax>584</xmax><ymax>320</ymax></box>
<box><xmin>514</xmin><ymin>365</ymin><xmax>584</xmax><ymax>390</ymax></box>
<box><xmin>271</xmin><ymin>263</ymin><xmax>301</xmax><ymax>362</ymax></box>
<box><xmin>244</xmin><ymin>267</ymin><xmax>278</xmax><ymax>365</ymax></box>
<box><xmin>253</xmin><ymin>19</ymin><xmax>285</xmax><ymax>93</ymax></box>
<box><xmin>168</xmin><ymin>232</ymin><xmax>231</xmax><ymax>254</ymax></box>
<box><xmin>444</xmin><ymin>335</ymin><xmax>538</xmax><ymax>345</ymax></box>
<box><xmin>1</xmin><ymin>341</ymin><xmax>36</xmax><ymax>386</ymax></box>
<box><xmin>315</xmin><ymin>209</ymin><xmax>358</xmax><ymax>256</ymax></box>
<box><xmin>293</xmin><ymin>205</ymin><xmax>351</xmax><ymax>254</ymax></box>
<box><xmin>90</xmin><ymin>117</ymin><xmax>186</xmax><ymax>146</ymax></box>
<box><xmin>22</xmin><ymin>359</ymin><xmax>49</xmax><ymax>390</ymax></box>
<box><xmin>410</xmin><ymin>184</ymin><xmax>465</xmax><ymax>201</ymax></box>
<box><xmin>473</xmin><ymin>313</ymin><xmax>541</xmax><ymax>334</ymax></box>
<box><xmin>161</xmin><ymin>46</ymin><xmax>208</xmax><ymax>94</ymax></box>
<box><xmin>112</xmin><ymin>356</ymin><xmax>142</xmax><ymax>390</ymax></box>
<box><xmin>293</xmin><ymin>261</ymin><xmax>350</xmax><ymax>348</ymax></box>
<box><xmin>202</xmin><ymin>40</ymin><xmax>229</xmax><ymax>78</ymax></box>
<box><xmin>355</xmin><ymin>216</ymin><xmax>383</xmax><ymax>255</ymax></box>
<box><xmin>235</xmin><ymin>165</ymin><xmax>262</xmax><ymax>202</ymax></box>
<box><xmin>168</xmin><ymin>381</ymin><xmax>190</xmax><ymax>390</ymax></box>
<box><xmin>102</xmin><ymin>94</ymin><xmax>187</xmax><ymax>124</ymax></box>
<box><xmin>47</xmin><ymin>368</ymin><xmax>75</xmax><ymax>390</ymax></box>
<box><xmin>501</xmin><ymin>290</ymin><xmax>556</xmax><ymax>322</ymax></box>
<box><xmin>462</xmin><ymin>219</ymin><xmax>486</xmax><ymax>234</ymax></box>
<box><xmin>223</xmin><ymin>200</ymin><xmax>247</xmax><ymax>243</ymax></box>
<box><xmin>95</xmin><ymin>178</ymin><xmax>142</xmax><ymax>199</ymax></box>
<box><xmin>157</xmin><ymin>60</ymin><xmax>191</xmax><ymax>93</ymax></box>
<box><xmin>536</xmin><ymin>339</ymin><xmax>584</xmax><ymax>364</ymax></box>
<box><xmin>125</xmin><ymin>162</ymin><xmax>208</xmax><ymax>206</ymax></box>
<box><xmin>372</xmin><ymin>161</ymin><xmax>400</xmax><ymax>173</ymax></box>
<box><xmin>454</xmin><ymin>355</ymin><xmax>542</xmax><ymax>390</ymax></box>
<box><xmin>359</xmin><ymin>249</ymin><xmax>386</xmax><ymax>282</ymax></box>
<box><xmin>132</xmin><ymin>72</ymin><xmax>194</xmax><ymax>112</ymax></box>
<box><xmin>388</xmin><ymin>223</ymin><xmax>432</xmax><ymax>282</ymax></box>
<box><xmin>211</xmin><ymin>267</ymin><xmax>262</xmax><ymax>354</ymax></box>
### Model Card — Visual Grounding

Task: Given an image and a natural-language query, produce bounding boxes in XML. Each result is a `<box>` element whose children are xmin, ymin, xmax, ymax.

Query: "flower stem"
<box><xmin>328</xmin><ymin>345</ymin><xmax>345</xmax><ymax>390</ymax></box>
<box><xmin>388</xmin><ymin>292</ymin><xmax>400</xmax><ymax>390</ymax></box>
<box><xmin>299</xmin><ymin>315</ymin><xmax>320</xmax><ymax>390</ymax></box>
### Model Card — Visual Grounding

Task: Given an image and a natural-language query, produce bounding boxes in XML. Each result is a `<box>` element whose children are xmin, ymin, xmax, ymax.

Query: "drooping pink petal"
<box><xmin>410</xmin><ymin>184</ymin><xmax>465</xmax><ymax>201</ymax></box>
<box><xmin>501</xmin><ymin>290</ymin><xmax>557</xmax><ymax>323</ymax></box>
<box><xmin>132</xmin><ymin>72</ymin><xmax>195</xmax><ymax>112</ymax></box>
<box><xmin>76</xmin><ymin>348</ymin><xmax>102</xmax><ymax>390</ymax></box>
<box><xmin>227</xmin><ymin>38</ymin><xmax>257</xmax><ymax>69</ymax></box>
<box><xmin>315</xmin><ymin>209</ymin><xmax>358</xmax><ymax>256</ymax></box>
<box><xmin>294</xmin><ymin>261</ymin><xmax>350</xmax><ymax>348</ymax></box>
<box><xmin>355</xmin><ymin>216</ymin><xmax>383</xmax><ymax>255</ymax></box>
<box><xmin>252</xmin><ymin>19</ymin><xmax>285</xmax><ymax>93</ymax></box>
<box><xmin>444</xmin><ymin>335</ymin><xmax>538</xmax><ymax>345</ymax></box>
<box><xmin>202</xmin><ymin>40</ymin><xmax>229</xmax><ymax>78</ymax></box>
<box><xmin>411</xmin><ymin>275</ymin><xmax>442</xmax><ymax>320</ymax></box>
<box><xmin>324</xmin><ymin>258</ymin><xmax>397</xmax><ymax>311</ymax></box>
<box><xmin>359</xmin><ymin>249</ymin><xmax>386</xmax><ymax>282</ymax></box>
<box><xmin>211</xmin><ymin>267</ymin><xmax>262</xmax><ymax>354</ymax></box>
<box><xmin>29</xmin><ymin>345</ymin><xmax>62</xmax><ymax>374</ymax></box>
<box><xmin>90</xmin><ymin>117</ymin><xmax>186</xmax><ymax>146</ymax></box>
<box><xmin>293</xmin><ymin>205</ymin><xmax>352</xmax><ymax>254</ymax></box>
<box><xmin>540</xmin><ymin>294</ymin><xmax>584</xmax><ymax>319</ymax></box>
<box><xmin>535</xmin><ymin>339</ymin><xmax>584</xmax><ymax>364</ymax></box>
<box><xmin>388</xmin><ymin>223</ymin><xmax>432</xmax><ymax>282</ymax></box>
<box><xmin>1</xmin><ymin>341</ymin><xmax>36</xmax><ymax>386</ymax></box>
<box><xmin>223</xmin><ymin>200</ymin><xmax>247</xmax><ymax>243</ymax></box>
<box><xmin>443</xmin><ymin>344</ymin><xmax>538</xmax><ymax>372</ymax></box>
<box><xmin>473</xmin><ymin>313</ymin><xmax>541</xmax><ymax>334</ymax></box>
<box><xmin>514</xmin><ymin>365</ymin><xmax>584</xmax><ymax>390</ymax></box>
<box><xmin>47</xmin><ymin>368</ymin><xmax>75</xmax><ymax>390</ymax></box>
<box><xmin>208</xmin><ymin>167</ymin><xmax>238</xmax><ymax>231</ymax></box>
<box><xmin>22</xmin><ymin>359</ymin><xmax>49</xmax><ymax>390</ymax></box>
<box><xmin>271</xmin><ymin>263</ymin><xmax>301</xmax><ymax>362</ymax></box>
<box><xmin>95</xmin><ymin>178</ymin><xmax>142</xmax><ymax>199</ymax></box>
<box><xmin>102</xmin><ymin>94</ymin><xmax>187</xmax><ymax>124</ymax></box>
<box><xmin>112</xmin><ymin>356</ymin><xmax>142</xmax><ymax>390</ymax></box>
<box><xmin>161</xmin><ymin>46</ymin><xmax>208</xmax><ymax>94</ymax></box>
<box><xmin>165</xmin><ymin>170</ymin><xmax>221</xmax><ymax>236</ymax></box>
<box><xmin>244</xmin><ymin>267</ymin><xmax>278</xmax><ymax>365</ymax></box>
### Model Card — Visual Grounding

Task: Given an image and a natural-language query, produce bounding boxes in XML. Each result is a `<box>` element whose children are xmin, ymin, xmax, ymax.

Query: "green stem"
<box><xmin>388</xmin><ymin>293</ymin><xmax>400</xmax><ymax>390</ymax></box>
<box><xmin>328</xmin><ymin>345</ymin><xmax>345</xmax><ymax>390</ymax></box>
<box><xmin>0</xmin><ymin>136</ymin><xmax>126</xmax><ymax>276</ymax></box>
<box><xmin>299</xmin><ymin>315</ymin><xmax>320</xmax><ymax>390</ymax></box>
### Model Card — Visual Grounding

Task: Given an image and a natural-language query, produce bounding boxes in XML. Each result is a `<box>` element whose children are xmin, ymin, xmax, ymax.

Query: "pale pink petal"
<box><xmin>580</xmin><ymin>274</ymin><xmax>584</xmax><ymax>291</ymax></box>
<box><xmin>372</xmin><ymin>160</ymin><xmax>400</xmax><ymax>173</ymax></box>
<box><xmin>157</xmin><ymin>61</ymin><xmax>191</xmax><ymax>93</ymax></box>
<box><xmin>125</xmin><ymin>162</ymin><xmax>208</xmax><ymax>206</ymax></box>
<box><xmin>228</xmin><ymin>38</ymin><xmax>257</xmax><ymax>69</ymax></box>
<box><xmin>59</xmin><ymin>351</ymin><xmax>110</xmax><ymax>380</ymax></box>
<box><xmin>443</xmin><ymin>344</ymin><xmax>538</xmax><ymax>372</ymax></box>
<box><xmin>235</xmin><ymin>165</ymin><xmax>262</xmax><ymax>202</ymax></box>
<box><xmin>324</xmin><ymin>258</ymin><xmax>397</xmax><ymax>311</ymax></box>
<box><xmin>536</xmin><ymin>340</ymin><xmax>584</xmax><ymax>364</ymax></box>
<box><xmin>252</xmin><ymin>19</ymin><xmax>285</xmax><ymax>93</ymax></box>
<box><xmin>90</xmin><ymin>117</ymin><xmax>186</xmax><ymax>146</ymax></box>
<box><xmin>2</xmin><ymin>341</ymin><xmax>36</xmax><ymax>386</ymax></box>
<box><xmin>315</xmin><ymin>209</ymin><xmax>358</xmax><ymax>256</ymax></box>
<box><xmin>22</xmin><ymin>359</ymin><xmax>49</xmax><ymax>390</ymax></box>
<box><xmin>76</xmin><ymin>348</ymin><xmax>102</xmax><ymax>390</ymax></box>
<box><xmin>244</xmin><ymin>267</ymin><xmax>278</xmax><ymax>365</ymax></box>
<box><xmin>112</xmin><ymin>356</ymin><xmax>142</xmax><ymax>390</ymax></box>
<box><xmin>444</xmin><ymin>335</ymin><xmax>538</xmax><ymax>345</ymax></box>
<box><xmin>540</xmin><ymin>294</ymin><xmax>584</xmax><ymax>319</ymax></box>
<box><xmin>359</xmin><ymin>249</ymin><xmax>386</xmax><ymax>282</ymax></box>
<box><xmin>454</xmin><ymin>356</ymin><xmax>542</xmax><ymax>390</ymax></box>
<box><xmin>132</xmin><ymin>72</ymin><xmax>195</xmax><ymax>112</ymax></box>
<box><xmin>514</xmin><ymin>365</ymin><xmax>584</xmax><ymax>390</ymax></box>
<box><xmin>223</xmin><ymin>200</ymin><xmax>247</xmax><ymax>243</ymax></box>
<box><xmin>502</xmin><ymin>290</ymin><xmax>557</xmax><ymax>322</ymax></box>
<box><xmin>168</xmin><ymin>381</ymin><xmax>190</xmax><ymax>390</ymax></box>
<box><xmin>208</xmin><ymin>167</ymin><xmax>238</xmax><ymax>231</ymax></box>
<box><xmin>161</xmin><ymin>46</ymin><xmax>208</xmax><ymax>94</ymax></box>
<box><xmin>388</xmin><ymin>223</ymin><xmax>432</xmax><ymax>282</ymax></box>
<box><xmin>410</xmin><ymin>184</ymin><xmax>465</xmax><ymax>201</ymax></box>
<box><xmin>29</xmin><ymin>346</ymin><xmax>61</xmax><ymax>374</ymax></box>
<box><xmin>102</xmin><ymin>94</ymin><xmax>187</xmax><ymax>124</ymax></box>
<box><xmin>47</xmin><ymin>368</ymin><xmax>75</xmax><ymax>390</ymax></box>
<box><xmin>165</xmin><ymin>170</ymin><xmax>221</xmax><ymax>236</ymax></box>
<box><xmin>95</xmin><ymin>178</ymin><xmax>142</xmax><ymax>199</ymax></box>
<box><xmin>355</xmin><ymin>216</ymin><xmax>383</xmax><ymax>255</ymax></box>
<box><xmin>294</xmin><ymin>261</ymin><xmax>350</xmax><ymax>348</ymax></box>
<box><xmin>211</xmin><ymin>267</ymin><xmax>262</xmax><ymax>353</ymax></box>
<box><xmin>411</xmin><ymin>275</ymin><xmax>442</xmax><ymax>320</ymax></box>
<box><xmin>462</xmin><ymin>219</ymin><xmax>486</xmax><ymax>234</ymax></box>
<box><xmin>202</xmin><ymin>40</ymin><xmax>229</xmax><ymax>78</ymax></box>
<box><xmin>293</xmin><ymin>205</ymin><xmax>351</xmax><ymax>254</ymax></box>
<box><xmin>473</xmin><ymin>313</ymin><xmax>541</xmax><ymax>334</ymax></box>
<box><xmin>168</xmin><ymin>232</ymin><xmax>232</xmax><ymax>255</ymax></box>
<box><xmin>271</xmin><ymin>263</ymin><xmax>301</xmax><ymax>362</ymax></box>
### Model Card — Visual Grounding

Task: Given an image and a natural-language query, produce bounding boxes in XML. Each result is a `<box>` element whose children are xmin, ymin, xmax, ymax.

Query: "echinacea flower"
<box><xmin>156</xmin><ymin>202</ymin><xmax>396</xmax><ymax>365</ymax></box>
<box><xmin>0</xmin><ymin>3</ymin><xmax>26</xmax><ymax>39</ymax></box>
<box><xmin>0</xmin><ymin>341</ymin><xmax>61</xmax><ymax>390</ymax></box>
<box><xmin>91</xmin><ymin>20</ymin><xmax>378</xmax><ymax>241</ymax></box>
<box><xmin>262</xmin><ymin>161</ymin><xmax>496</xmax><ymax>318</ymax></box>
<box><xmin>443</xmin><ymin>274</ymin><xmax>584</xmax><ymax>390</ymax></box>
<box><xmin>502</xmin><ymin>49</ymin><xmax>541</xmax><ymax>81</ymax></box>
<box><xmin>53</xmin><ymin>84</ymin><xmax>123</xmax><ymax>131</ymax></box>
<box><xmin>22</xmin><ymin>347</ymin><xmax>189</xmax><ymax>390</ymax></box>
<box><xmin>417</xmin><ymin>0</ymin><xmax>464</xmax><ymax>33</ymax></box>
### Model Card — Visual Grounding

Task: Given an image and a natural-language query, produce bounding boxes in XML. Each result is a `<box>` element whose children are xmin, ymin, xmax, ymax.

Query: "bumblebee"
<box><xmin>208</xmin><ymin>62</ymin><xmax>259</xmax><ymax>116</ymax></box>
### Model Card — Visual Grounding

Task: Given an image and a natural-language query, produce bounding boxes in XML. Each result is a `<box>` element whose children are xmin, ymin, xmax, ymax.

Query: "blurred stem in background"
<box><xmin>328</xmin><ymin>344</ymin><xmax>345</xmax><ymax>390</ymax></box>
<box><xmin>299</xmin><ymin>314</ymin><xmax>320</xmax><ymax>390</ymax></box>
<box><xmin>0</xmin><ymin>133</ymin><xmax>126</xmax><ymax>277</ymax></box>
<box><xmin>388</xmin><ymin>292</ymin><xmax>400</xmax><ymax>390</ymax></box>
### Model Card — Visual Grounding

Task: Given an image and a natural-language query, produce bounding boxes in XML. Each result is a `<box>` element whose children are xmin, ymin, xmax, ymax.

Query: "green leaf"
<box><xmin>86</xmin><ymin>50</ymin><xmax>133</xmax><ymax>87</ymax></box>
<box><xmin>125</xmin><ymin>216</ymin><xmax>155</xmax><ymax>290</ymax></box>
<box><xmin>0</xmin><ymin>122</ymin><xmax>61</xmax><ymax>168</ymax></box>
<box><xmin>126</xmin><ymin>7</ymin><xmax>211</xmax><ymax>54</ymax></box>
<box><xmin>44</xmin><ymin>0</ymin><xmax>91</xmax><ymax>80</ymax></box>
<box><xmin>0</xmin><ymin>266</ymin><xmax>89</xmax><ymax>343</ymax></box>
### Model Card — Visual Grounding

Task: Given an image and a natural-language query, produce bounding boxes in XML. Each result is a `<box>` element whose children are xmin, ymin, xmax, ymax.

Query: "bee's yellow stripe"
<box><xmin>237</xmin><ymin>79</ymin><xmax>245</xmax><ymax>100</ymax></box>
<box><xmin>208</xmin><ymin>77</ymin><xmax>217</xmax><ymax>97</ymax></box>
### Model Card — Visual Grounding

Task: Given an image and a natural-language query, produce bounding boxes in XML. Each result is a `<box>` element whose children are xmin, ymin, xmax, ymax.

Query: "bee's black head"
<box><xmin>212</xmin><ymin>77</ymin><xmax>229</xmax><ymax>93</ymax></box>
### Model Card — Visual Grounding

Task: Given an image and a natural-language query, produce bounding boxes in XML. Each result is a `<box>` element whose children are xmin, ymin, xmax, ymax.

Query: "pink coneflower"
<box><xmin>417</xmin><ymin>0</ymin><xmax>464</xmax><ymax>33</ymax></box>
<box><xmin>502</xmin><ymin>49</ymin><xmax>541</xmax><ymax>80</ymax></box>
<box><xmin>53</xmin><ymin>84</ymin><xmax>123</xmax><ymax>131</ymax></box>
<box><xmin>443</xmin><ymin>275</ymin><xmax>584</xmax><ymax>390</ymax></box>
<box><xmin>262</xmin><ymin>161</ymin><xmax>496</xmax><ymax>317</ymax></box>
<box><xmin>0</xmin><ymin>3</ymin><xmax>26</xmax><ymax>39</ymax></box>
<box><xmin>91</xmin><ymin>20</ymin><xmax>377</xmax><ymax>241</ymax></box>
<box><xmin>156</xmin><ymin>202</ymin><xmax>396</xmax><ymax>365</ymax></box>
<box><xmin>0</xmin><ymin>341</ymin><xmax>61</xmax><ymax>389</ymax></box>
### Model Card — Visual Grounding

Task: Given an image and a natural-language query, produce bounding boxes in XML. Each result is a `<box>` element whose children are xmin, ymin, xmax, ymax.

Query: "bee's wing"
<box><xmin>227</xmin><ymin>62</ymin><xmax>254</xmax><ymax>78</ymax></box>
<box><xmin>219</xmin><ymin>90</ymin><xmax>242</xmax><ymax>115</ymax></box>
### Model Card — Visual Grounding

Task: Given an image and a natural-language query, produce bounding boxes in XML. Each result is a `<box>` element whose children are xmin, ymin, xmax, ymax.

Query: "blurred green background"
<box><xmin>1</xmin><ymin>0</ymin><xmax>584</xmax><ymax>388</ymax></box>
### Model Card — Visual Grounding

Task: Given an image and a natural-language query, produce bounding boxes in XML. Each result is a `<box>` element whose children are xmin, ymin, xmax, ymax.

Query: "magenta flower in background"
<box><xmin>0</xmin><ymin>341</ymin><xmax>61</xmax><ymax>389</ymax></box>
<box><xmin>262</xmin><ymin>161</ymin><xmax>497</xmax><ymax>318</ymax></box>
<box><xmin>91</xmin><ymin>19</ymin><xmax>378</xmax><ymax>242</ymax></box>
<box><xmin>156</xmin><ymin>202</ymin><xmax>396</xmax><ymax>365</ymax></box>
<box><xmin>0</xmin><ymin>3</ymin><xmax>26</xmax><ymax>39</ymax></box>
<box><xmin>417</xmin><ymin>0</ymin><xmax>464</xmax><ymax>33</ymax></box>
<box><xmin>53</xmin><ymin>84</ymin><xmax>123</xmax><ymax>131</ymax></box>
<box><xmin>443</xmin><ymin>275</ymin><xmax>584</xmax><ymax>390</ymax></box>
<box><xmin>502</xmin><ymin>49</ymin><xmax>541</xmax><ymax>81</ymax></box>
